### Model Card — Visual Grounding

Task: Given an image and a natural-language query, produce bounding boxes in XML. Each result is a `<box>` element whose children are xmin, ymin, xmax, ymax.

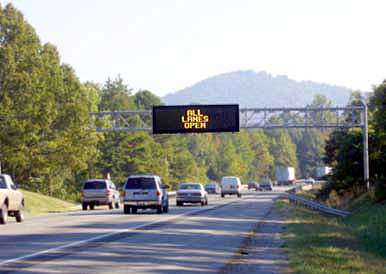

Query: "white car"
<box><xmin>122</xmin><ymin>175</ymin><xmax>169</xmax><ymax>214</ymax></box>
<box><xmin>176</xmin><ymin>183</ymin><xmax>208</xmax><ymax>206</ymax></box>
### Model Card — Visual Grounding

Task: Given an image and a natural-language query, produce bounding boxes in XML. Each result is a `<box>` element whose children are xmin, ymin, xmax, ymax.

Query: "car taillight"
<box><xmin>121</xmin><ymin>191</ymin><xmax>125</xmax><ymax>197</ymax></box>
<box><xmin>156</xmin><ymin>191</ymin><xmax>161</xmax><ymax>196</ymax></box>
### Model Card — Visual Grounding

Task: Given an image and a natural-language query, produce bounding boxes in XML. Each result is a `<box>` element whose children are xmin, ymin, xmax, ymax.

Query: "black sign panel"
<box><xmin>152</xmin><ymin>104</ymin><xmax>239</xmax><ymax>134</ymax></box>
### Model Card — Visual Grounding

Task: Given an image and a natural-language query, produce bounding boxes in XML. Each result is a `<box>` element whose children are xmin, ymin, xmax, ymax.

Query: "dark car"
<box><xmin>205</xmin><ymin>182</ymin><xmax>220</xmax><ymax>194</ymax></box>
<box><xmin>248</xmin><ymin>181</ymin><xmax>259</xmax><ymax>191</ymax></box>
<box><xmin>259</xmin><ymin>179</ymin><xmax>273</xmax><ymax>191</ymax></box>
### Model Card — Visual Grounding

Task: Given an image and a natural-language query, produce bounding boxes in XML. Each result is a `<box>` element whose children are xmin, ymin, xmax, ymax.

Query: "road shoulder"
<box><xmin>221</xmin><ymin>202</ymin><xmax>292</xmax><ymax>273</ymax></box>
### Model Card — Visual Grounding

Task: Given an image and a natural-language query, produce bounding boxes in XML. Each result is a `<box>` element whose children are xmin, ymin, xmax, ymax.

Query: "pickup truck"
<box><xmin>0</xmin><ymin>174</ymin><xmax>24</xmax><ymax>224</ymax></box>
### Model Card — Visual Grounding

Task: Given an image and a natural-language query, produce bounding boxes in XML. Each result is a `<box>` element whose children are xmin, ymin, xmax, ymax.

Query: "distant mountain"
<box><xmin>161</xmin><ymin>70</ymin><xmax>353</xmax><ymax>108</ymax></box>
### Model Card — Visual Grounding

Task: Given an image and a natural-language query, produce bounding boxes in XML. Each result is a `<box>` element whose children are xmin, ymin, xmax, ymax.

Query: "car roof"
<box><xmin>127</xmin><ymin>175</ymin><xmax>159</xmax><ymax>178</ymax></box>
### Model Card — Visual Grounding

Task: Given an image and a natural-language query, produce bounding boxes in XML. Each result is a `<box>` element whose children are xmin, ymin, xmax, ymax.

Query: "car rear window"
<box><xmin>125</xmin><ymin>177</ymin><xmax>157</xmax><ymax>189</ymax></box>
<box><xmin>179</xmin><ymin>184</ymin><xmax>200</xmax><ymax>190</ymax></box>
<box><xmin>83</xmin><ymin>181</ymin><xmax>107</xmax><ymax>189</ymax></box>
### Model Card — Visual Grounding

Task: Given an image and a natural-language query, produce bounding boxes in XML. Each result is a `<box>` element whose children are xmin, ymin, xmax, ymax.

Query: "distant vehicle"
<box><xmin>81</xmin><ymin>179</ymin><xmax>120</xmax><ymax>210</ymax></box>
<box><xmin>316</xmin><ymin>166</ymin><xmax>332</xmax><ymax>179</ymax></box>
<box><xmin>248</xmin><ymin>181</ymin><xmax>259</xmax><ymax>191</ymax></box>
<box><xmin>220</xmin><ymin>176</ymin><xmax>242</xmax><ymax>198</ymax></box>
<box><xmin>259</xmin><ymin>179</ymin><xmax>273</xmax><ymax>191</ymax></box>
<box><xmin>205</xmin><ymin>182</ymin><xmax>220</xmax><ymax>194</ymax></box>
<box><xmin>275</xmin><ymin>166</ymin><xmax>296</xmax><ymax>185</ymax></box>
<box><xmin>0</xmin><ymin>174</ymin><xmax>24</xmax><ymax>224</ymax></box>
<box><xmin>305</xmin><ymin>177</ymin><xmax>315</xmax><ymax>184</ymax></box>
<box><xmin>176</xmin><ymin>183</ymin><xmax>208</xmax><ymax>206</ymax></box>
<box><xmin>122</xmin><ymin>175</ymin><xmax>169</xmax><ymax>214</ymax></box>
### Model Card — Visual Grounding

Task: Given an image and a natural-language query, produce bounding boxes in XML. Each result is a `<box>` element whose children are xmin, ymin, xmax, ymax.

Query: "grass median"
<box><xmin>276</xmin><ymin>193</ymin><xmax>386</xmax><ymax>273</ymax></box>
<box><xmin>22</xmin><ymin>189</ymin><xmax>78</xmax><ymax>216</ymax></box>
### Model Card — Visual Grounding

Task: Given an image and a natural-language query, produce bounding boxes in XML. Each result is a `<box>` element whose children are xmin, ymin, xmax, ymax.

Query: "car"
<box><xmin>306</xmin><ymin>177</ymin><xmax>315</xmax><ymax>184</ymax></box>
<box><xmin>122</xmin><ymin>175</ymin><xmax>169</xmax><ymax>214</ymax></box>
<box><xmin>205</xmin><ymin>182</ymin><xmax>220</xmax><ymax>194</ymax></box>
<box><xmin>176</xmin><ymin>183</ymin><xmax>208</xmax><ymax>206</ymax></box>
<box><xmin>81</xmin><ymin>179</ymin><xmax>120</xmax><ymax>210</ymax></box>
<box><xmin>0</xmin><ymin>174</ymin><xmax>24</xmax><ymax>224</ymax></box>
<box><xmin>248</xmin><ymin>181</ymin><xmax>259</xmax><ymax>191</ymax></box>
<box><xmin>259</xmin><ymin>179</ymin><xmax>273</xmax><ymax>191</ymax></box>
<box><xmin>220</xmin><ymin>176</ymin><xmax>242</xmax><ymax>197</ymax></box>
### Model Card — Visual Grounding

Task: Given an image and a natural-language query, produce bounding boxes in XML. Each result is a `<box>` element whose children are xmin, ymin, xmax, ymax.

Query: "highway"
<box><xmin>0</xmin><ymin>188</ymin><xmax>289</xmax><ymax>273</ymax></box>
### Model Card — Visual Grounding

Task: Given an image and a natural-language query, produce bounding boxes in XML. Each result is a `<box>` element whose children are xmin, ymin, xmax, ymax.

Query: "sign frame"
<box><xmin>152</xmin><ymin>104</ymin><xmax>240</xmax><ymax>134</ymax></box>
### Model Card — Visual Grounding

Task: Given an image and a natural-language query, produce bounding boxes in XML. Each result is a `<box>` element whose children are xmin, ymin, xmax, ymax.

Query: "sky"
<box><xmin>1</xmin><ymin>0</ymin><xmax>385</xmax><ymax>97</ymax></box>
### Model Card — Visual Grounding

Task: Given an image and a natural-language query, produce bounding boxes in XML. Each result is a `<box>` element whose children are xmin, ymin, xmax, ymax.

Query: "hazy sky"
<box><xmin>2</xmin><ymin>0</ymin><xmax>385</xmax><ymax>96</ymax></box>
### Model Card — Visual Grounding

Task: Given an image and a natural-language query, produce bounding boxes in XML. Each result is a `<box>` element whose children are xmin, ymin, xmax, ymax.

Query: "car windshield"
<box><xmin>179</xmin><ymin>184</ymin><xmax>200</xmax><ymax>190</ymax></box>
<box><xmin>83</xmin><ymin>181</ymin><xmax>107</xmax><ymax>189</ymax></box>
<box><xmin>206</xmin><ymin>184</ymin><xmax>216</xmax><ymax>187</ymax></box>
<box><xmin>260</xmin><ymin>181</ymin><xmax>271</xmax><ymax>185</ymax></box>
<box><xmin>125</xmin><ymin>177</ymin><xmax>157</xmax><ymax>189</ymax></box>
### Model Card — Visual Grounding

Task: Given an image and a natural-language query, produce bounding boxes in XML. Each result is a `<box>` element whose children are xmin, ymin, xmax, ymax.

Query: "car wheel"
<box><xmin>163</xmin><ymin>205</ymin><xmax>168</xmax><ymax>213</ymax></box>
<box><xmin>162</xmin><ymin>201</ymin><xmax>169</xmax><ymax>213</ymax></box>
<box><xmin>115</xmin><ymin>201</ymin><xmax>120</xmax><ymax>209</ymax></box>
<box><xmin>176</xmin><ymin>201</ymin><xmax>182</xmax><ymax>206</ymax></box>
<box><xmin>108</xmin><ymin>202</ymin><xmax>114</xmax><ymax>210</ymax></box>
<box><xmin>238</xmin><ymin>193</ymin><xmax>242</xmax><ymax>198</ymax></box>
<box><xmin>0</xmin><ymin>204</ymin><xmax>8</xmax><ymax>224</ymax></box>
<box><xmin>221</xmin><ymin>193</ymin><xmax>225</xmax><ymax>198</ymax></box>
<box><xmin>15</xmin><ymin>202</ymin><xmax>25</xmax><ymax>223</ymax></box>
<box><xmin>82</xmin><ymin>203</ymin><xmax>88</xmax><ymax>211</ymax></box>
<box><xmin>157</xmin><ymin>205</ymin><xmax>163</xmax><ymax>214</ymax></box>
<box><xmin>89</xmin><ymin>204</ymin><xmax>95</xmax><ymax>210</ymax></box>
<box><xmin>124</xmin><ymin>205</ymin><xmax>131</xmax><ymax>214</ymax></box>
<box><xmin>131</xmin><ymin>207</ymin><xmax>137</xmax><ymax>214</ymax></box>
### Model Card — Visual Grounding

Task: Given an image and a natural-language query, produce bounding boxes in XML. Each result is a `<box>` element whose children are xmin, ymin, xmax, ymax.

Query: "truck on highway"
<box><xmin>316</xmin><ymin>166</ymin><xmax>332</xmax><ymax>179</ymax></box>
<box><xmin>0</xmin><ymin>173</ymin><xmax>24</xmax><ymax>224</ymax></box>
<box><xmin>275</xmin><ymin>166</ymin><xmax>296</xmax><ymax>185</ymax></box>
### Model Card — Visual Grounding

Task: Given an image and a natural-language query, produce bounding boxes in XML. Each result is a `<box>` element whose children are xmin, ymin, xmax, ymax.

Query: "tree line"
<box><xmin>1</xmin><ymin>4</ymin><xmax>384</xmax><ymax>203</ymax></box>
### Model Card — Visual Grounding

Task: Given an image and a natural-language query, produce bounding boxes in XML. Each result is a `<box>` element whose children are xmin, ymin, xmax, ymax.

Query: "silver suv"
<box><xmin>81</xmin><ymin>179</ymin><xmax>120</xmax><ymax>210</ymax></box>
<box><xmin>122</xmin><ymin>175</ymin><xmax>169</xmax><ymax>214</ymax></box>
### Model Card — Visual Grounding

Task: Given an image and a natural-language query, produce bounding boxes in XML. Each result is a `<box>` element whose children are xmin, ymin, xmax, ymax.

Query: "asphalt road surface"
<box><xmin>0</xmin><ymin>188</ymin><xmax>290</xmax><ymax>273</ymax></box>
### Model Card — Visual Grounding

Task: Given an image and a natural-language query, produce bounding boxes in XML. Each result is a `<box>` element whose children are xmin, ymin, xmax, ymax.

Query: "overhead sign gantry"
<box><xmin>90</xmin><ymin>104</ymin><xmax>368</xmax><ymax>188</ymax></box>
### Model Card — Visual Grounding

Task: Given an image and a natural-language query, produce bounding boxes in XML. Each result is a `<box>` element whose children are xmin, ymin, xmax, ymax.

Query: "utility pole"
<box><xmin>362</xmin><ymin>101</ymin><xmax>369</xmax><ymax>191</ymax></box>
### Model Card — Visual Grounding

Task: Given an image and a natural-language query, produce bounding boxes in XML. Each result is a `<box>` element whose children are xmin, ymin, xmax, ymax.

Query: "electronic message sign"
<box><xmin>152</xmin><ymin>104</ymin><xmax>239</xmax><ymax>134</ymax></box>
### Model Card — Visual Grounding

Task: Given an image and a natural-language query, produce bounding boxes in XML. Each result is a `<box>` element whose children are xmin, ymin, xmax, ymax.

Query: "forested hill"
<box><xmin>161</xmin><ymin>70</ymin><xmax>353</xmax><ymax>107</ymax></box>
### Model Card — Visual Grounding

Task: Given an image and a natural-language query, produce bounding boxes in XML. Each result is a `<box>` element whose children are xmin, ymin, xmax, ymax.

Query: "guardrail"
<box><xmin>280</xmin><ymin>188</ymin><xmax>351</xmax><ymax>217</ymax></box>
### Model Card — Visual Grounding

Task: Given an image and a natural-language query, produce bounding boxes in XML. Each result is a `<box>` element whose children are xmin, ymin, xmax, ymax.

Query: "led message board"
<box><xmin>152</xmin><ymin>104</ymin><xmax>239</xmax><ymax>134</ymax></box>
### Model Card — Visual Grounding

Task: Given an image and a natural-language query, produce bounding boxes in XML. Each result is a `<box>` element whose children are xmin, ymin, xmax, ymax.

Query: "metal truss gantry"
<box><xmin>90</xmin><ymin>106</ymin><xmax>364</xmax><ymax>131</ymax></box>
<box><xmin>90</xmin><ymin>105</ymin><xmax>369</xmax><ymax>188</ymax></box>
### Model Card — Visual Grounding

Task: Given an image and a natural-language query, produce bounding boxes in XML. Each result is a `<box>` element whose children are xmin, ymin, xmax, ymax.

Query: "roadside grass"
<box><xmin>276</xmin><ymin>195</ymin><xmax>386</xmax><ymax>273</ymax></box>
<box><xmin>22</xmin><ymin>189</ymin><xmax>78</xmax><ymax>216</ymax></box>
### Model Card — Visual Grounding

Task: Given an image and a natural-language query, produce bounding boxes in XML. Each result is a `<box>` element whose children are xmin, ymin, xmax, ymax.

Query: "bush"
<box><xmin>372</xmin><ymin>177</ymin><xmax>386</xmax><ymax>202</ymax></box>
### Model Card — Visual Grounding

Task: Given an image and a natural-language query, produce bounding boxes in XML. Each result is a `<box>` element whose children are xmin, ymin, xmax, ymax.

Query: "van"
<box><xmin>122</xmin><ymin>175</ymin><xmax>169</xmax><ymax>214</ymax></box>
<box><xmin>220</xmin><ymin>176</ymin><xmax>242</xmax><ymax>198</ymax></box>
